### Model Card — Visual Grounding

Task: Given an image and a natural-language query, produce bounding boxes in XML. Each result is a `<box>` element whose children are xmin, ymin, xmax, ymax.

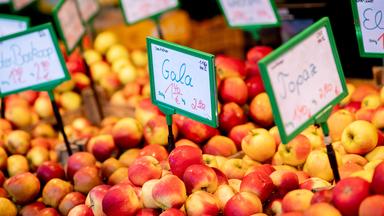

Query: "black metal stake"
<box><xmin>154</xmin><ymin>18</ymin><xmax>164</xmax><ymax>40</ymax></box>
<box><xmin>166</xmin><ymin>114</ymin><xmax>175</xmax><ymax>152</ymax></box>
<box><xmin>321</xmin><ymin>122</ymin><xmax>340</xmax><ymax>182</ymax></box>
<box><xmin>0</xmin><ymin>98</ymin><xmax>5</xmax><ymax>118</ymax></box>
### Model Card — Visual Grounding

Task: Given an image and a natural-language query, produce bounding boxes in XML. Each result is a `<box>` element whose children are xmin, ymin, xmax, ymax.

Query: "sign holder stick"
<box><xmin>0</xmin><ymin>98</ymin><xmax>4</xmax><ymax>118</ymax></box>
<box><xmin>48</xmin><ymin>90</ymin><xmax>72</xmax><ymax>156</ymax></box>
<box><xmin>315</xmin><ymin>106</ymin><xmax>340</xmax><ymax>183</ymax></box>
<box><xmin>153</xmin><ymin>17</ymin><xmax>164</xmax><ymax>40</ymax></box>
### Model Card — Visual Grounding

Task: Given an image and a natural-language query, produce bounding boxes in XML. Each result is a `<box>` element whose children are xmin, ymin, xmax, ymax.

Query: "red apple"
<box><xmin>371</xmin><ymin>161</ymin><xmax>384</xmax><ymax>194</ymax></box>
<box><xmin>73</xmin><ymin>166</ymin><xmax>103</xmax><ymax>194</ymax></box>
<box><xmin>143</xmin><ymin>115</ymin><xmax>178</xmax><ymax>146</ymax></box>
<box><xmin>128</xmin><ymin>156</ymin><xmax>162</xmax><ymax>186</ymax></box>
<box><xmin>136</xmin><ymin>208</ymin><xmax>160</xmax><ymax>216</ymax></box>
<box><xmin>212</xmin><ymin>167</ymin><xmax>229</xmax><ymax>186</ymax></box>
<box><xmin>183</xmin><ymin>164</ymin><xmax>218</xmax><ymax>194</ymax></box>
<box><xmin>152</xmin><ymin>174</ymin><xmax>187</xmax><ymax>209</ymax></box>
<box><xmin>168</xmin><ymin>145</ymin><xmax>204</xmax><ymax>178</ymax></box>
<box><xmin>219</xmin><ymin>77</ymin><xmax>248</xmax><ymax>105</ymax></box>
<box><xmin>203</xmin><ymin>135</ymin><xmax>237</xmax><ymax>157</ymax></box>
<box><xmin>66</xmin><ymin>152</ymin><xmax>97</xmax><ymax>181</ymax></box>
<box><xmin>185</xmin><ymin>191</ymin><xmax>220</xmax><ymax>216</ymax></box>
<box><xmin>332</xmin><ymin>177</ymin><xmax>370</xmax><ymax>216</ymax></box>
<box><xmin>72</xmin><ymin>73</ymin><xmax>90</xmax><ymax>90</ymax></box>
<box><xmin>359</xmin><ymin>195</ymin><xmax>384</xmax><ymax>216</ymax></box>
<box><xmin>229</xmin><ymin>122</ymin><xmax>257</xmax><ymax>150</ymax></box>
<box><xmin>102</xmin><ymin>182</ymin><xmax>142</xmax><ymax>215</ymax></box>
<box><xmin>311</xmin><ymin>189</ymin><xmax>333</xmax><ymax>204</ymax></box>
<box><xmin>4</xmin><ymin>172</ymin><xmax>40</xmax><ymax>204</ymax></box>
<box><xmin>343</xmin><ymin>101</ymin><xmax>361</xmax><ymax>113</ymax></box>
<box><xmin>224</xmin><ymin>191</ymin><xmax>263</xmax><ymax>216</ymax></box>
<box><xmin>139</xmin><ymin>144</ymin><xmax>169</xmax><ymax>162</ymax></box>
<box><xmin>67</xmin><ymin>204</ymin><xmax>94</xmax><ymax>216</ymax></box>
<box><xmin>87</xmin><ymin>134</ymin><xmax>117</xmax><ymax>162</ymax></box>
<box><xmin>219</xmin><ymin>102</ymin><xmax>247</xmax><ymax>132</ymax></box>
<box><xmin>37</xmin><ymin>161</ymin><xmax>66</xmax><ymax>184</ymax></box>
<box><xmin>355</xmin><ymin>108</ymin><xmax>375</xmax><ymax>122</ymax></box>
<box><xmin>19</xmin><ymin>90</ymin><xmax>38</xmax><ymax>105</ymax></box>
<box><xmin>111</xmin><ymin>117</ymin><xmax>143</xmax><ymax>150</ymax></box>
<box><xmin>38</xmin><ymin>208</ymin><xmax>61</xmax><ymax>216</ymax></box>
<box><xmin>249</xmin><ymin>92</ymin><xmax>274</xmax><ymax>127</ymax></box>
<box><xmin>214</xmin><ymin>184</ymin><xmax>236</xmax><ymax>210</ymax></box>
<box><xmin>159</xmin><ymin>208</ymin><xmax>185</xmax><ymax>216</ymax></box>
<box><xmin>215</xmin><ymin>55</ymin><xmax>246</xmax><ymax>79</ymax></box>
<box><xmin>377</xmin><ymin>130</ymin><xmax>384</xmax><ymax>146</ymax></box>
<box><xmin>19</xmin><ymin>201</ymin><xmax>45</xmax><ymax>216</ymax></box>
<box><xmin>240</xmin><ymin>170</ymin><xmax>274</xmax><ymax>202</ymax></box>
<box><xmin>246</xmin><ymin>75</ymin><xmax>265</xmax><ymax>101</ymax></box>
<box><xmin>85</xmin><ymin>184</ymin><xmax>111</xmax><ymax>216</ymax></box>
<box><xmin>178</xmin><ymin>117</ymin><xmax>219</xmax><ymax>144</ymax></box>
<box><xmin>58</xmin><ymin>192</ymin><xmax>86</xmax><ymax>216</ymax></box>
<box><xmin>246</xmin><ymin>46</ymin><xmax>273</xmax><ymax>64</ymax></box>
<box><xmin>42</xmin><ymin>178</ymin><xmax>73</xmax><ymax>208</ymax></box>
<box><xmin>269</xmin><ymin>170</ymin><xmax>299</xmax><ymax>197</ymax></box>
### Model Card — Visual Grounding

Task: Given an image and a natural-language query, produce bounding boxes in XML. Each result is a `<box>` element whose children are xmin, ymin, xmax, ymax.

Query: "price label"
<box><xmin>217</xmin><ymin>0</ymin><xmax>280</xmax><ymax>28</ymax></box>
<box><xmin>0</xmin><ymin>23</ymin><xmax>70</xmax><ymax>97</ymax></box>
<box><xmin>147</xmin><ymin>37</ymin><xmax>218</xmax><ymax>127</ymax></box>
<box><xmin>0</xmin><ymin>0</ymin><xmax>9</xmax><ymax>4</ymax></box>
<box><xmin>76</xmin><ymin>0</ymin><xmax>100</xmax><ymax>23</ymax></box>
<box><xmin>120</xmin><ymin>0</ymin><xmax>178</xmax><ymax>24</ymax></box>
<box><xmin>53</xmin><ymin>0</ymin><xmax>86</xmax><ymax>54</ymax></box>
<box><xmin>10</xmin><ymin>0</ymin><xmax>35</xmax><ymax>11</ymax></box>
<box><xmin>0</xmin><ymin>14</ymin><xmax>29</xmax><ymax>38</ymax></box>
<box><xmin>258</xmin><ymin>17</ymin><xmax>347</xmax><ymax>143</ymax></box>
<box><xmin>351</xmin><ymin>0</ymin><xmax>384</xmax><ymax>57</ymax></box>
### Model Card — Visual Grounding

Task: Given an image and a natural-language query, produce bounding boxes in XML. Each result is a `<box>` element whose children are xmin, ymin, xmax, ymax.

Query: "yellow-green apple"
<box><xmin>243</xmin><ymin>155</ymin><xmax>261</xmax><ymax>168</ymax></box>
<box><xmin>246</xmin><ymin>75</ymin><xmax>265</xmax><ymax>101</ymax></box>
<box><xmin>102</xmin><ymin>182</ymin><xmax>142</xmax><ymax>215</ymax></box>
<box><xmin>303</xmin><ymin>149</ymin><xmax>342</xmax><ymax>182</ymax></box>
<box><xmin>351</xmin><ymin>84</ymin><xmax>379</xmax><ymax>102</ymax></box>
<box><xmin>106</xmin><ymin>44</ymin><xmax>129</xmax><ymax>63</ymax></box>
<box><xmin>364</xmin><ymin>159</ymin><xmax>383</xmax><ymax>171</ymax></box>
<box><xmin>299</xmin><ymin>177</ymin><xmax>332</xmax><ymax>191</ymax></box>
<box><xmin>19</xmin><ymin>201</ymin><xmax>45</xmax><ymax>216</ymax></box>
<box><xmin>27</xmin><ymin>146</ymin><xmax>50</xmax><ymax>171</ymax></box>
<box><xmin>159</xmin><ymin>208</ymin><xmax>185</xmax><ymax>216</ymax></box>
<box><xmin>267</xmin><ymin>198</ymin><xmax>283</xmax><ymax>216</ymax></box>
<box><xmin>228</xmin><ymin>178</ymin><xmax>242</xmax><ymax>192</ymax></box>
<box><xmin>215</xmin><ymin>55</ymin><xmax>246</xmax><ymax>79</ymax></box>
<box><xmin>203</xmin><ymin>154</ymin><xmax>218</xmax><ymax>168</ymax></box>
<box><xmin>332</xmin><ymin>177</ymin><xmax>370</xmax><ymax>216</ymax></box>
<box><xmin>372</xmin><ymin>107</ymin><xmax>384</xmax><ymax>129</ymax></box>
<box><xmin>143</xmin><ymin>115</ymin><xmax>178</xmax><ymax>146</ymax></box>
<box><xmin>359</xmin><ymin>195</ymin><xmax>384</xmax><ymax>216</ymax></box>
<box><xmin>99</xmin><ymin>72</ymin><xmax>121</xmax><ymax>95</ymax></box>
<box><xmin>340</xmin><ymin>83</ymin><xmax>356</xmax><ymax>105</ymax></box>
<box><xmin>90</xmin><ymin>61</ymin><xmax>111</xmax><ymax>82</ymax></box>
<box><xmin>215</xmin><ymin>155</ymin><xmax>228</xmax><ymax>171</ymax></box>
<box><xmin>222</xmin><ymin>158</ymin><xmax>247</xmax><ymax>179</ymax></box>
<box><xmin>371</xmin><ymin>161</ymin><xmax>384</xmax><ymax>194</ymax></box>
<box><xmin>37</xmin><ymin>161</ymin><xmax>65</xmax><ymax>184</ymax></box>
<box><xmin>42</xmin><ymin>178</ymin><xmax>73</xmax><ymax>208</ymax></box>
<box><xmin>301</xmin><ymin>128</ymin><xmax>324</xmax><ymax>150</ymax></box>
<box><xmin>152</xmin><ymin>174</ymin><xmax>187</xmax><ymax>209</ymax></box>
<box><xmin>303</xmin><ymin>202</ymin><xmax>341</xmax><ymax>216</ymax></box>
<box><xmin>139</xmin><ymin>144</ymin><xmax>168</xmax><ymax>162</ymax></box>
<box><xmin>361</xmin><ymin>94</ymin><xmax>382</xmax><ymax>109</ymax></box>
<box><xmin>7</xmin><ymin>154</ymin><xmax>29</xmax><ymax>176</ymax></box>
<box><xmin>282</xmin><ymin>189</ymin><xmax>314</xmax><ymax>212</ymax></box>
<box><xmin>4</xmin><ymin>172</ymin><xmax>40</xmax><ymax>204</ymax></box>
<box><xmin>341</xmin><ymin>120</ymin><xmax>378</xmax><ymax>154</ymax></box>
<box><xmin>269</xmin><ymin>170</ymin><xmax>299</xmax><ymax>197</ymax></box>
<box><xmin>366</xmin><ymin>146</ymin><xmax>384</xmax><ymax>161</ymax></box>
<box><xmin>272</xmin><ymin>151</ymin><xmax>284</xmax><ymax>166</ymax></box>
<box><xmin>142</xmin><ymin>179</ymin><xmax>160</xmax><ymax>209</ymax></box>
<box><xmin>185</xmin><ymin>191</ymin><xmax>220</xmax><ymax>216</ymax></box>
<box><xmin>83</xmin><ymin>49</ymin><xmax>102</xmax><ymax>65</ymax></box>
<box><xmin>131</xmin><ymin>49</ymin><xmax>148</xmax><ymax>67</ymax></box>
<box><xmin>73</xmin><ymin>166</ymin><xmax>102</xmax><ymax>194</ymax></box>
<box><xmin>242</xmin><ymin>128</ymin><xmax>276</xmax><ymax>162</ymax></box>
<box><xmin>72</xmin><ymin>73</ymin><xmax>90</xmax><ymax>90</ymax></box>
<box><xmin>67</xmin><ymin>204</ymin><xmax>93</xmax><ymax>216</ymax></box>
<box><xmin>66</xmin><ymin>152</ymin><xmax>97</xmax><ymax>181</ymax></box>
<box><xmin>94</xmin><ymin>31</ymin><xmax>118</xmax><ymax>54</ymax></box>
<box><xmin>5</xmin><ymin>130</ymin><xmax>30</xmax><ymax>155</ymax></box>
<box><xmin>85</xmin><ymin>184</ymin><xmax>111</xmax><ymax>216</ymax></box>
<box><xmin>128</xmin><ymin>156</ymin><xmax>162</xmax><ymax>186</ymax></box>
<box><xmin>224</xmin><ymin>191</ymin><xmax>263</xmax><ymax>216</ymax></box>
<box><xmin>118</xmin><ymin>64</ymin><xmax>137</xmax><ymax>84</ymax></box>
<box><xmin>278</xmin><ymin>134</ymin><xmax>311</xmax><ymax>166</ymax></box>
<box><xmin>60</xmin><ymin>91</ymin><xmax>82</xmax><ymax>111</ymax></box>
<box><xmin>34</xmin><ymin>96</ymin><xmax>54</xmax><ymax>118</ymax></box>
<box><xmin>111</xmin><ymin>57</ymin><xmax>131</xmax><ymax>73</ymax></box>
<box><xmin>214</xmin><ymin>184</ymin><xmax>236</xmax><ymax>210</ymax></box>
<box><xmin>240</xmin><ymin>170</ymin><xmax>274</xmax><ymax>201</ymax></box>
<box><xmin>39</xmin><ymin>207</ymin><xmax>61</xmax><ymax>216</ymax></box>
<box><xmin>219</xmin><ymin>102</ymin><xmax>247</xmax><ymax>132</ymax></box>
<box><xmin>71</xmin><ymin>117</ymin><xmax>92</xmax><ymax>132</ymax></box>
<box><xmin>327</xmin><ymin>109</ymin><xmax>355</xmax><ymax>142</ymax></box>
<box><xmin>119</xmin><ymin>148</ymin><xmax>140</xmax><ymax>167</ymax></box>
<box><xmin>87</xmin><ymin>134</ymin><xmax>117</xmax><ymax>162</ymax></box>
<box><xmin>333</xmin><ymin>141</ymin><xmax>347</xmax><ymax>155</ymax></box>
<box><xmin>168</xmin><ymin>145</ymin><xmax>204</xmax><ymax>178</ymax></box>
<box><xmin>112</xmin><ymin>117</ymin><xmax>143</xmax><ymax>150</ymax></box>
<box><xmin>349</xmin><ymin>169</ymin><xmax>373</xmax><ymax>182</ymax></box>
<box><xmin>311</xmin><ymin>189</ymin><xmax>333</xmax><ymax>204</ymax></box>
<box><xmin>203</xmin><ymin>135</ymin><xmax>237</xmax><ymax>157</ymax></box>
<box><xmin>0</xmin><ymin>197</ymin><xmax>17</xmax><ymax>216</ymax></box>
<box><xmin>182</xmin><ymin>164</ymin><xmax>218</xmax><ymax>194</ymax></box>
<box><xmin>107</xmin><ymin>167</ymin><xmax>129</xmax><ymax>185</ymax></box>
<box><xmin>219</xmin><ymin>76</ymin><xmax>248</xmax><ymax>105</ymax></box>
<box><xmin>58</xmin><ymin>192</ymin><xmax>86</xmax><ymax>215</ymax></box>
<box><xmin>249</xmin><ymin>92</ymin><xmax>274</xmax><ymax>127</ymax></box>
<box><xmin>355</xmin><ymin>108</ymin><xmax>375</xmax><ymax>122</ymax></box>
<box><xmin>5</xmin><ymin>105</ymin><xmax>32</xmax><ymax>128</ymax></box>
<box><xmin>229</xmin><ymin>122</ymin><xmax>256</xmax><ymax>150</ymax></box>
<box><xmin>32</xmin><ymin>123</ymin><xmax>56</xmax><ymax>138</ymax></box>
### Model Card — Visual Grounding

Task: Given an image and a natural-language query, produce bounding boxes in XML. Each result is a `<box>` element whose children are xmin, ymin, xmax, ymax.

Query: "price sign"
<box><xmin>258</xmin><ymin>17</ymin><xmax>347</xmax><ymax>143</ymax></box>
<box><xmin>120</xmin><ymin>0</ymin><xmax>178</xmax><ymax>24</ymax></box>
<box><xmin>53</xmin><ymin>0</ymin><xmax>86</xmax><ymax>54</ymax></box>
<box><xmin>10</xmin><ymin>0</ymin><xmax>35</xmax><ymax>11</ymax></box>
<box><xmin>75</xmin><ymin>0</ymin><xmax>100</xmax><ymax>23</ymax></box>
<box><xmin>147</xmin><ymin>37</ymin><xmax>218</xmax><ymax>127</ymax></box>
<box><xmin>0</xmin><ymin>23</ymin><xmax>70</xmax><ymax>97</ymax></box>
<box><xmin>351</xmin><ymin>0</ymin><xmax>384</xmax><ymax>57</ymax></box>
<box><xmin>0</xmin><ymin>14</ymin><xmax>29</xmax><ymax>37</ymax></box>
<box><xmin>217</xmin><ymin>0</ymin><xmax>280</xmax><ymax>28</ymax></box>
<box><xmin>0</xmin><ymin>0</ymin><xmax>9</xmax><ymax>4</ymax></box>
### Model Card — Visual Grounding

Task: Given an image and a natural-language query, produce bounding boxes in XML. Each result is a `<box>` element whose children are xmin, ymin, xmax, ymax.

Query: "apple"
<box><xmin>303</xmin><ymin>202</ymin><xmax>341</xmax><ymax>216</ymax></box>
<box><xmin>139</xmin><ymin>144</ymin><xmax>168</xmax><ymax>162</ymax></box>
<box><xmin>141</xmin><ymin>179</ymin><xmax>160</xmax><ymax>209</ymax></box>
<box><xmin>0</xmin><ymin>147</ymin><xmax>7</xmax><ymax>170</ymax></box>
<box><xmin>108</xmin><ymin>167</ymin><xmax>129</xmax><ymax>185</ymax></box>
<box><xmin>135</xmin><ymin>98</ymin><xmax>163</xmax><ymax>126</ymax></box>
<box><xmin>143</xmin><ymin>115</ymin><xmax>178</xmax><ymax>146</ymax></box>
<box><xmin>177</xmin><ymin>116</ymin><xmax>219</xmax><ymax>144</ymax></box>
<box><xmin>351</xmin><ymin>84</ymin><xmax>379</xmax><ymax>102</ymax></box>
<box><xmin>359</xmin><ymin>195</ymin><xmax>384</xmax><ymax>216</ymax></box>
<box><xmin>42</xmin><ymin>178</ymin><xmax>73</xmax><ymax>208</ymax></box>
<box><xmin>224</xmin><ymin>191</ymin><xmax>263</xmax><ymax>216</ymax></box>
<box><xmin>87</xmin><ymin>134</ymin><xmax>117</xmax><ymax>162</ymax></box>
<box><xmin>130</xmin><ymin>49</ymin><xmax>147</xmax><ymax>67</ymax></box>
<box><xmin>168</xmin><ymin>145</ymin><xmax>204</xmax><ymax>178</ymax></box>
<box><xmin>19</xmin><ymin>90</ymin><xmax>38</xmax><ymax>105</ymax></box>
<box><xmin>303</xmin><ymin>149</ymin><xmax>341</xmax><ymax>182</ymax></box>
<box><xmin>267</xmin><ymin>198</ymin><xmax>283</xmax><ymax>216</ymax></box>
<box><xmin>159</xmin><ymin>208</ymin><xmax>185</xmax><ymax>216</ymax></box>
<box><xmin>364</xmin><ymin>159</ymin><xmax>383</xmax><ymax>171</ymax></box>
<box><xmin>371</xmin><ymin>161</ymin><xmax>384</xmax><ymax>194</ymax></box>
<box><xmin>203</xmin><ymin>135</ymin><xmax>237</xmax><ymax>157</ymax></box>
<box><xmin>361</xmin><ymin>94</ymin><xmax>381</xmax><ymax>109</ymax></box>
<box><xmin>118</xmin><ymin>64</ymin><xmax>137</xmax><ymax>84</ymax></box>
<box><xmin>58</xmin><ymin>192</ymin><xmax>86</xmax><ymax>215</ymax></box>
<box><xmin>112</xmin><ymin>117</ymin><xmax>143</xmax><ymax>150</ymax></box>
<box><xmin>7</xmin><ymin>154</ymin><xmax>29</xmax><ymax>177</ymax></box>
<box><xmin>332</xmin><ymin>177</ymin><xmax>370</xmax><ymax>216</ymax></box>
<box><xmin>311</xmin><ymin>189</ymin><xmax>333</xmax><ymax>204</ymax></box>
<box><xmin>327</xmin><ymin>109</ymin><xmax>355</xmax><ymax>142</ymax></box>
<box><xmin>66</xmin><ymin>204</ymin><xmax>93</xmax><ymax>216</ymax></box>
<box><xmin>72</xmin><ymin>73</ymin><xmax>91</xmax><ymax>90</ymax></box>
<box><xmin>301</xmin><ymin>127</ymin><xmax>324</xmax><ymax>150</ymax></box>
<box><xmin>246</xmin><ymin>46</ymin><xmax>273</xmax><ymax>64</ymax></box>
<box><xmin>74</xmin><ymin>166</ymin><xmax>103</xmax><ymax>194</ymax></box>
<box><xmin>37</xmin><ymin>161</ymin><xmax>65</xmax><ymax>184</ymax></box>
<box><xmin>94</xmin><ymin>31</ymin><xmax>118</xmax><ymax>54</ymax></box>
<box><xmin>5</xmin><ymin>130</ymin><xmax>30</xmax><ymax>155</ymax></box>
<box><xmin>99</xmin><ymin>72</ymin><xmax>121</xmax><ymax>95</ymax></box>
<box><xmin>152</xmin><ymin>174</ymin><xmax>187</xmax><ymax>209</ymax></box>
<box><xmin>38</xmin><ymin>208</ymin><xmax>60</xmax><ymax>216</ymax></box>
<box><xmin>245</xmin><ymin>75</ymin><xmax>265</xmax><ymax>101</ymax></box>
<box><xmin>102</xmin><ymin>182</ymin><xmax>142</xmax><ymax>215</ymax></box>
<box><xmin>240</xmin><ymin>170</ymin><xmax>274</xmax><ymax>201</ymax></box>
<box><xmin>300</xmin><ymin>177</ymin><xmax>332</xmax><ymax>191</ymax></box>
<box><xmin>4</xmin><ymin>172</ymin><xmax>40</xmax><ymax>204</ymax></box>
<box><xmin>106</xmin><ymin>44</ymin><xmax>129</xmax><ymax>63</ymax></box>
<box><xmin>222</xmin><ymin>158</ymin><xmax>247</xmax><ymax>179</ymax></box>
<box><xmin>185</xmin><ymin>191</ymin><xmax>220</xmax><ymax>216</ymax></box>
<box><xmin>60</xmin><ymin>91</ymin><xmax>82</xmax><ymax>111</ymax></box>
<box><xmin>282</xmin><ymin>189</ymin><xmax>314</xmax><ymax>213</ymax></box>
<box><xmin>372</xmin><ymin>106</ymin><xmax>384</xmax><ymax>130</ymax></box>
<box><xmin>355</xmin><ymin>108</ymin><xmax>375</xmax><ymax>122</ymax></box>
<box><xmin>32</xmin><ymin>123</ymin><xmax>56</xmax><ymax>138</ymax></box>
<box><xmin>85</xmin><ymin>184</ymin><xmax>111</xmax><ymax>216</ymax></box>
<box><xmin>269</xmin><ymin>170</ymin><xmax>299</xmax><ymax>197</ymax></box>
<box><xmin>349</xmin><ymin>169</ymin><xmax>373</xmax><ymax>182</ymax></box>
<box><xmin>128</xmin><ymin>155</ymin><xmax>162</xmax><ymax>186</ymax></box>
<box><xmin>136</xmin><ymin>208</ymin><xmax>160</xmax><ymax>216</ymax></box>
<box><xmin>215</xmin><ymin>54</ymin><xmax>246</xmax><ymax>79</ymax></box>
<box><xmin>219</xmin><ymin>76</ymin><xmax>248</xmax><ymax>105</ymax></box>
<box><xmin>90</xmin><ymin>61</ymin><xmax>111</xmax><ymax>82</ymax></box>
<box><xmin>5</xmin><ymin>105</ymin><xmax>32</xmax><ymax>128</ymax></box>
<box><xmin>214</xmin><ymin>184</ymin><xmax>236</xmax><ymax>210</ymax></box>
<box><xmin>33</xmin><ymin>96</ymin><xmax>54</xmax><ymax>118</ymax></box>
<box><xmin>219</xmin><ymin>102</ymin><xmax>247</xmax><ymax>132</ymax></box>
<box><xmin>340</xmin><ymin>83</ymin><xmax>356</xmax><ymax>105</ymax></box>
<box><xmin>342</xmin><ymin>154</ymin><xmax>368</xmax><ymax>166</ymax></box>
<box><xmin>229</xmin><ymin>122</ymin><xmax>256</xmax><ymax>150</ymax></box>
<box><xmin>118</xmin><ymin>149</ymin><xmax>140</xmax><ymax>167</ymax></box>
<box><xmin>101</xmin><ymin>158</ymin><xmax>123</xmax><ymax>179</ymax></box>
<box><xmin>341</xmin><ymin>120</ymin><xmax>378</xmax><ymax>155</ymax></box>
<box><xmin>66</xmin><ymin>152</ymin><xmax>97</xmax><ymax>181</ymax></box>
<box><xmin>83</xmin><ymin>49</ymin><xmax>102</xmax><ymax>65</ymax></box>
<box><xmin>366</xmin><ymin>146</ymin><xmax>384</xmax><ymax>161</ymax></box>
<box><xmin>19</xmin><ymin>201</ymin><xmax>45</xmax><ymax>216</ymax></box>
<box><xmin>27</xmin><ymin>146</ymin><xmax>50</xmax><ymax>171</ymax></box>
<box><xmin>212</xmin><ymin>167</ymin><xmax>229</xmax><ymax>186</ymax></box>
<box><xmin>242</xmin><ymin>128</ymin><xmax>276</xmax><ymax>162</ymax></box>
<box><xmin>183</xmin><ymin>164</ymin><xmax>218</xmax><ymax>194</ymax></box>
<box><xmin>0</xmin><ymin>197</ymin><xmax>17</xmax><ymax>216</ymax></box>
<box><xmin>243</xmin><ymin>155</ymin><xmax>261</xmax><ymax>168</ymax></box>
<box><xmin>249</xmin><ymin>92</ymin><xmax>274</xmax><ymax>127</ymax></box>
<box><xmin>278</xmin><ymin>134</ymin><xmax>311</xmax><ymax>166</ymax></box>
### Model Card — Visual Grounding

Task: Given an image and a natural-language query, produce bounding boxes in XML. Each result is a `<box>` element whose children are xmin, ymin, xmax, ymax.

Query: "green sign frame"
<box><xmin>147</xmin><ymin>36</ymin><xmax>219</xmax><ymax>128</ymax></box>
<box><xmin>75</xmin><ymin>0</ymin><xmax>100</xmax><ymax>24</ymax></box>
<box><xmin>258</xmin><ymin>17</ymin><xmax>348</xmax><ymax>144</ymax></box>
<box><xmin>0</xmin><ymin>14</ymin><xmax>30</xmax><ymax>37</ymax></box>
<box><xmin>216</xmin><ymin>0</ymin><xmax>281</xmax><ymax>29</ymax></box>
<box><xmin>119</xmin><ymin>0</ymin><xmax>179</xmax><ymax>25</ymax></box>
<box><xmin>0</xmin><ymin>23</ymin><xmax>70</xmax><ymax>97</ymax></box>
<box><xmin>52</xmin><ymin>0</ymin><xmax>86</xmax><ymax>54</ymax></box>
<box><xmin>351</xmin><ymin>0</ymin><xmax>384</xmax><ymax>58</ymax></box>
<box><xmin>10</xmin><ymin>0</ymin><xmax>36</xmax><ymax>11</ymax></box>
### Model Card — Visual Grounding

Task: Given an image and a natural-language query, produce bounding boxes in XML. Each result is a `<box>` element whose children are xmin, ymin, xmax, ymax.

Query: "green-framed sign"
<box><xmin>10</xmin><ymin>0</ymin><xmax>36</xmax><ymax>11</ymax></box>
<box><xmin>0</xmin><ymin>0</ymin><xmax>9</xmax><ymax>5</ymax></box>
<box><xmin>75</xmin><ymin>0</ymin><xmax>100</xmax><ymax>24</ymax></box>
<box><xmin>216</xmin><ymin>0</ymin><xmax>280</xmax><ymax>29</ymax></box>
<box><xmin>52</xmin><ymin>0</ymin><xmax>86</xmax><ymax>54</ymax></box>
<box><xmin>147</xmin><ymin>37</ymin><xmax>218</xmax><ymax>128</ymax></box>
<box><xmin>351</xmin><ymin>0</ymin><xmax>384</xmax><ymax>58</ymax></box>
<box><xmin>0</xmin><ymin>23</ymin><xmax>70</xmax><ymax>97</ymax></box>
<box><xmin>119</xmin><ymin>0</ymin><xmax>178</xmax><ymax>25</ymax></box>
<box><xmin>258</xmin><ymin>17</ymin><xmax>348</xmax><ymax>144</ymax></box>
<box><xmin>0</xmin><ymin>14</ymin><xmax>29</xmax><ymax>37</ymax></box>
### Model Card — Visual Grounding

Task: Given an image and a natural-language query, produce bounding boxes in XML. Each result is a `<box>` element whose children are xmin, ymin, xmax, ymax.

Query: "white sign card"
<box><xmin>217</xmin><ymin>0</ymin><xmax>280</xmax><ymax>28</ymax></box>
<box><xmin>76</xmin><ymin>0</ymin><xmax>100</xmax><ymax>23</ymax></box>
<box><xmin>11</xmin><ymin>0</ymin><xmax>35</xmax><ymax>11</ymax></box>
<box><xmin>0</xmin><ymin>15</ymin><xmax>29</xmax><ymax>38</ymax></box>
<box><xmin>120</xmin><ymin>0</ymin><xmax>178</xmax><ymax>24</ymax></box>
<box><xmin>0</xmin><ymin>23</ymin><xmax>70</xmax><ymax>96</ymax></box>
<box><xmin>0</xmin><ymin>0</ymin><xmax>9</xmax><ymax>4</ymax></box>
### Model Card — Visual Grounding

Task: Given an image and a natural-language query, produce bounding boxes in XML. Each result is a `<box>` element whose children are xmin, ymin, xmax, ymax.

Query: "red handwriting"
<box><xmin>293</xmin><ymin>104</ymin><xmax>311</xmax><ymax>121</ymax></box>
<box><xmin>319</xmin><ymin>83</ymin><xmax>334</xmax><ymax>99</ymax></box>
<box><xmin>34</xmin><ymin>61</ymin><xmax>50</xmax><ymax>81</ymax></box>
<box><xmin>9</xmin><ymin>67</ymin><xmax>24</xmax><ymax>84</ymax></box>
<box><xmin>165</xmin><ymin>83</ymin><xmax>183</xmax><ymax>104</ymax></box>
<box><xmin>191</xmin><ymin>98</ymin><xmax>206</xmax><ymax>111</ymax></box>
